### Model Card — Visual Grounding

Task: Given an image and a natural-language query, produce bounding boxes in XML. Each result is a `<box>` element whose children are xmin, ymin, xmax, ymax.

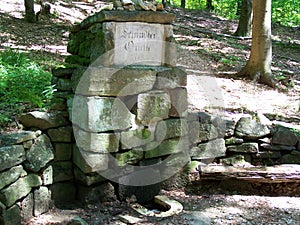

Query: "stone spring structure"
<box><xmin>0</xmin><ymin>10</ymin><xmax>300</xmax><ymax>224</ymax></box>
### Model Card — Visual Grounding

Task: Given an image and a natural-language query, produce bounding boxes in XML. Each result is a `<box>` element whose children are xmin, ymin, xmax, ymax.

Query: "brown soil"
<box><xmin>1</xmin><ymin>1</ymin><xmax>300</xmax><ymax>224</ymax></box>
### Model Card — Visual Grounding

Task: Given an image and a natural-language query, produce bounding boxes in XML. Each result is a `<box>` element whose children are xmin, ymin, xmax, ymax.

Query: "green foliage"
<box><xmin>0</xmin><ymin>48</ymin><xmax>55</xmax><ymax>126</ymax></box>
<box><xmin>172</xmin><ymin>0</ymin><xmax>300</xmax><ymax>27</ymax></box>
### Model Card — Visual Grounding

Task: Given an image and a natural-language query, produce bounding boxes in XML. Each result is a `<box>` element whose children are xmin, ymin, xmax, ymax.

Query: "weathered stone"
<box><xmin>118</xmin><ymin>168</ymin><xmax>161</xmax><ymax>203</ymax></box>
<box><xmin>253</xmin><ymin>150</ymin><xmax>281</xmax><ymax>159</ymax></box>
<box><xmin>41</xmin><ymin>166</ymin><xmax>53</xmax><ymax>185</ymax></box>
<box><xmin>115</xmin><ymin>149</ymin><xmax>144</xmax><ymax>166</ymax></box>
<box><xmin>281</xmin><ymin>151</ymin><xmax>300</xmax><ymax>164</ymax></box>
<box><xmin>0</xmin><ymin>165</ymin><xmax>26</xmax><ymax>190</ymax></box>
<box><xmin>77</xmin><ymin>182</ymin><xmax>116</xmax><ymax>204</ymax></box>
<box><xmin>51</xmin><ymin>161</ymin><xmax>73</xmax><ymax>183</ymax></box>
<box><xmin>145</xmin><ymin>137</ymin><xmax>189</xmax><ymax>159</ymax></box>
<box><xmin>34</xmin><ymin>186</ymin><xmax>51</xmax><ymax>216</ymax></box>
<box><xmin>227</xmin><ymin>143</ymin><xmax>259</xmax><ymax>153</ymax></box>
<box><xmin>191</xmin><ymin>138</ymin><xmax>226</xmax><ymax>159</ymax></box>
<box><xmin>0</xmin><ymin>145</ymin><xmax>25</xmax><ymax>172</ymax></box>
<box><xmin>0</xmin><ymin>131</ymin><xmax>39</xmax><ymax>147</ymax></box>
<box><xmin>167</xmin><ymin>87</ymin><xmax>188</xmax><ymax>117</ymax></box>
<box><xmin>271</xmin><ymin>127</ymin><xmax>299</xmax><ymax>146</ymax></box>
<box><xmin>212</xmin><ymin>117</ymin><xmax>236</xmax><ymax>138</ymax></box>
<box><xmin>235</xmin><ymin>117</ymin><xmax>270</xmax><ymax>140</ymax></box>
<box><xmin>50</xmin><ymin>182</ymin><xmax>76</xmax><ymax>206</ymax></box>
<box><xmin>52</xmin><ymin>67</ymin><xmax>75</xmax><ymax>78</ymax></box>
<box><xmin>121</xmin><ymin>128</ymin><xmax>153</xmax><ymax>149</ymax></box>
<box><xmin>155</xmin><ymin>67</ymin><xmax>187</xmax><ymax>89</ymax></box>
<box><xmin>189</xmin><ymin>123</ymin><xmax>219</xmax><ymax>144</ymax></box>
<box><xmin>74</xmin><ymin>126</ymin><xmax>120</xmax><ymax>153</ymax></box>
<box><xmin>56</xmin><ymin>78</ymin><xmax>72</xmax><ymax>91</ymax></box>
<box><xmin>220</xmin><ymin>155</ymin><xmax>252</xmax><ymax>167</ymax></box>
<box><xmin>0</xmin><ymin>175</ymin><xmax>41</xmax><ymax>207</ymax></box>
<box><xmin>19</xmin><ymin>193</ymin><xmax>34</xmax><ymax>222</ymax></box>
<box><xmin>53</xmin><ymin>143</ymin><xmax>72</xmax><ymax>161</ymax></box>
<box><xmin>25</xmin><ymin>135</ymin><xmax>54</xmax><ymax>172</ymax></box>
<box><xmin>225</xmin><ymin>137</ymin><xmax>244</xmax><ymax>145</ymax></box>
<box><xmin>48</xmin><ymin>126</ymin><xmax>72</xmax><ymax>142</ymax></box>
<box><xmin>74</xmin><ymin>167</ymin><xmax>106</xmax><ymax>186</ymax></box>
<box><xmin>73</xmin><ymin>145</ymin><xmax>108</xmax><ymax>173</ymax></box>
<box><xmin>23</xmin><ymin>140</ymin><xmax>33</xmax><ymax>149</ymax></box>
<box><xmin>71</xmin><ymin>95</ymin><xmax>134</xmax><ymax>132</ymax></box>
<box><xmin>155</xmin><ymin>119</ymin><xmax>188</xmax><ymax>141</ymax></box>
<box><xmin>260</xmin><ymin>143</ymin><xmax>296</xmax><ymax>151</ymax></box>
<box><xmin>75</xmin><ymin>66</ymin><xmax>157</xmax><ymax>96</ymax></box>
<box><xmin>119</xmin><ymin>215</ymin><xmax>143</xmax><ymax>225</ymax></box>
<box><xmin>72</xmin><ymin>11</ymin><xmax>175</xmax><ymax>33</ymax></box>
<box><xmin>0</xmin><ymin>204</ymin><xmax>21</xmax><ymax>225</ymax></box>
<box><xmin>137</xmin><ymin>91</ymin><xmax>171</xmax><ymax>125</ymax></box>
<box><xmin>19</xmin><ymin>111</ymin><xmax>68</xmax><ymax>130</ymax></box>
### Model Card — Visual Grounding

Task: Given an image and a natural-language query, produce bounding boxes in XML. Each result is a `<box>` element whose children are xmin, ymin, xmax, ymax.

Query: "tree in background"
<box><xmin>206</xmin><ymin>0</ymin><xmax>214</xmax><ymax>11</ymax></box>
<box><xmin>181</xmin><ymin>0</ymin><xmax>186</xmax><ymax>8</ymax></box>
<box><xmin>237</xmin><ymin>0</ymin><xmax>275</xmax><ymax>88</ymax></box>
<box><xmin>234</xmin><ymin>0</ymin><xmax>253</xmax><ymax>37</ymax></box>
<box><xmin>24</xmin><ymin>0</ymin><xmax>36</xmax><ymax>22</ymax></box>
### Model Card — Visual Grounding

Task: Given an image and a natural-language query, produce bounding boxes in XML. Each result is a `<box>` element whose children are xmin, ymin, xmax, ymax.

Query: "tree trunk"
<box><xmin>236</xmin><ymin>0</ymin><xmax>242</xmax><ymax>16</ymax></box>
<box><xmin>237</xmin><ymin>0</ymin><xmax>275</xmax><ymax>88</ymax></box>
<box><xmin>234</xmin><ymin>0</ymin><xmax>253</xmax><ymax>37</ymax></box>
<box><xmin>206</xmin><ymin>0</ymin><xmax>214</xmax><ymax>11</ymax></box>
<box><xmin>24</xmin><ymin>0</ymin><xmax>36</xmax><ymax>23</ymax></box>
<box><xmin>180</xmin><ymin>0</ymin><xmax>185</xmax><ymax>8</ymax></box>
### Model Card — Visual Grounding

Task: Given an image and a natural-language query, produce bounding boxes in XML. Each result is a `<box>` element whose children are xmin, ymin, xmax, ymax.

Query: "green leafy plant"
<box><xmin>0</xmin><ymin>48</ymin><xmax>55</xmax><ymax>126</ymax></box>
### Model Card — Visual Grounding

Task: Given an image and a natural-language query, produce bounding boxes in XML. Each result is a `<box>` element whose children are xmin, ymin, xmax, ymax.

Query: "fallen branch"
<box><xmin>199</xmin><ymin>164</ymin><xmax>300</xmax><ymax>183</ymax></box>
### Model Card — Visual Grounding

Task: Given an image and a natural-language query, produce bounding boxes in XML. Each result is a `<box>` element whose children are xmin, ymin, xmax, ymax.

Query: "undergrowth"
<box><xmin>0</xmin><ymin>48</ymin><xmax>55</xmax><ymax>128</ymax></box>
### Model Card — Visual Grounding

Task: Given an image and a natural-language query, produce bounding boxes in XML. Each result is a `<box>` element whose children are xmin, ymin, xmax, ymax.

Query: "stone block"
<box><xmin>191</xmin><ymin>138</ymin><xmax>226</xmax><ymax>160</ymax></box>
<box><xmin>121</xmin><ymin>128</ymin><xmax>154</xmax><ymax>149</ymax></box>
<box><xmin>53</xmin><ymin>143</ymin><xmax>72</xmax><ymax>161</ymax></box>
<box><xmin>56</xmin><ymin>78</ymin><xmax>72</xmax><ymax>91</ymax></box>
<box><xmin>115</xmin><ymin>149</ymin><xmax>144</xmax><ymax>166</ymax></box>
<box><xmin>235</xmin><ymin>117</ymin><xmax>270</xmax><ymax>140</ymax></box>
<box><xmin>41</xmin><ymin>166</ymin><xmax>53</xmax><ymax>185</ymax></box>
<box><xmin>34</xmin><ymin>186</ymin><xmax>51</xmax><ymax>216</ymax></box>
<box><xmin>0</xmin><ymin>145</ymin><xmax>25</xmax><ymax>172</ymax></box>
<box><xmin>155</xmin><ymin>67</ymin><xmax>187</xmax><ymax>89</ymax></box>
<box><xmin>137</xmin><ymin>91</ymin><xmax>171</xmax><ymax>125</ymax></box>
<box><xmin>145</xmin><ymin>137</ymin><xmax>189</xmax><ymax>159</ymax></box>
<box><xmin>227</xmin><ymin>143</ymin><xmax>259</xmax><ymax>153</ymax></box>
<box><xmin>48</xmin><ymin>126</ymin><xmax>72</xmax><ymax>143</ymax></box>
<box><xmin>75</xmin><ymin>66</ymin><xmax>157</xmax><ymax>96</ymax></box>
<box><xmin>0</xmin><ymin>175</ymin><xmax>41</xmax><ymax>207</ymax></box>
<box><xmin>271</xmin><ymin>127</ymin><xmax>299</xmax><ymax>146</ymax></box>
<box><xmin>0</xmin><ymin>165</ymin><xmax>26</xmax><ymax>190</ymax></box>
<box><xmin>167</xmin><ymin>88</ymin><xmax>188</xmax><ymax>117</ymax></box>
<box><xmin>0</xmin><ymin>131</ymin><xmax>38</xmax><ymax>147</ymax></box>
<box><xmin>0</xmin><ymin>204</ymin><xmax>21</xmax><ymax>225</ymax></box>
<box><xmin>189</xmin><ymin>123</ymin><xmax>219</xmax><ymax>144</ymax></box>
<box><xmin>19</xmin><ymin>111</ymin><xmax>68</xmax><ymax>130</ymax></box>
<box><xmin>51</xmin><ymin>67</ymin><xmax>75</xmax><ymax>78</ymax></box>
<box><xmin>19</xmin><ymin>193</ymin><xmax>34</xmax><ymax>222</ymax></box>
<box><xmin>74</xmin><ymin>166</ymin><xmax>106</xmax><ymax>186</ymax></box>
<box><xmin>225</xmin><ymin>137</ymin><xmax>244</xmax><ymax>145</ymax></box>
<box><xmin>51</xmin><ymin>161</ymin><xmax>73</xmax><ymax>183</ymax></box>
<box><xmin>155</xmin><ymin>118</ymin><xmax>188</xmax><ymax>141</ymax></box>
<box><xmin>281</xmin><ymin>151</ymin><xmax>300</xmax><ymax>164</ymax></box>
<box><xmin>71</xmin><ymin>95</ymin><xmax>134</xmax><ymax>132</ymax></box>
<box><xmin>73</xmin><ymin>145</ymin><xmax>108</xmax><ymax>173</ymax></box>
<box><xmin>24</xmin><ymin>135</ymin><xmax>54</xmax><ymax>173</ymax></box>
<box><xmin>74</xmin><ymin>126</ymin><xmax>120</xmax><ymax>153</ymax></box>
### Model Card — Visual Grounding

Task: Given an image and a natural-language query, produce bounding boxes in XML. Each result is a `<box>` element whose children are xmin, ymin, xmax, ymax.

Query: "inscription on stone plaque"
<box><xmin>114</xmin><ymin>22</ymin><xmax>165</xmax><ymax>66</ymax></box>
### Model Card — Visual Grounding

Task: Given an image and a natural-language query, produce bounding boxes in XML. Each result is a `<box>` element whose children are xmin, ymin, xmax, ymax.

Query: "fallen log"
<box><xmin>199</xmin><ymin>164</ymin><xmax>300</xmax><ymax>183</ymax></box>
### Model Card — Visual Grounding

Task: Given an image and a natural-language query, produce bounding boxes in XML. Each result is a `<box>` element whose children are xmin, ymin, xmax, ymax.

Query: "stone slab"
<box><xmin>72</xmin><ymin>11</ymin><xmax>175</xmax><ymax>33</ymax></box>
<box><xmin>0</xmin><ymin>145</ymin><xmax>25</xmax><ymax>172</ymax></box>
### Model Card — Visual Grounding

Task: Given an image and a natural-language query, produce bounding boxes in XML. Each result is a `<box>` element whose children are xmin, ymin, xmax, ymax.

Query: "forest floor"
<box><xmin>0</xmin><ymin>0</ymin><xmax>300</xmax><ymax>224</ymax></box>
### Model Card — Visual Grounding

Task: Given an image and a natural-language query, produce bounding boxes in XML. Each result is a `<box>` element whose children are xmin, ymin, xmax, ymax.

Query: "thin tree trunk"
<box><xmin>24</xmin><ymin>0</ymin><xmax>36</xmax><ymax>23</ymax></box>
<box><xmin>237</xmin><ymin>0</ymin><xmax>275</xmax><ymax>88</ymax></box>
<box><xmin>234</xmin><ymin>0</ymin><xmax>253</xmax><ymax>37</ymax></box>
<box><xmin>206</xmin><ymin>0</ymin><xmax>214</xmax><ymax>11</ymax></box>
<box><xmin>180</xmin><ymin>0</ymin><xmax>186</xmax><ymax>8</ymax></box>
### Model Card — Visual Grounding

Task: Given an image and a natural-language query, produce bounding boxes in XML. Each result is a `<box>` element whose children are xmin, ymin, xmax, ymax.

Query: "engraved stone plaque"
<box><xmin>114</xmin><ymin>22</ymin><xmax>165</xmax><ymax>66</ymax></box>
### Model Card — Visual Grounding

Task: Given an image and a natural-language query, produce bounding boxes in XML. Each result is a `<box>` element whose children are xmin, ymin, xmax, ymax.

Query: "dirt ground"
<box><xmin>1</xmin><ymin>1</ymin><xmax>300</xmax><ymax>224</ymax></box>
